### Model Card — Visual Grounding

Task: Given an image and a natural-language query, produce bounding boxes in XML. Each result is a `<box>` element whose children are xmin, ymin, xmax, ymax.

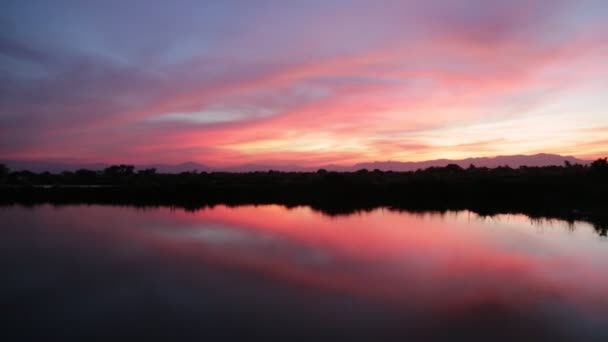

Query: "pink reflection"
<box><xmin>21</xmin><ymin>205</ymin><xmax>608</xmax><ymax>316</ymax></box>
<box><xmin>136</xmin><ymin>205</ymin><xmax>608</xmax><ymax>313</ymax></box>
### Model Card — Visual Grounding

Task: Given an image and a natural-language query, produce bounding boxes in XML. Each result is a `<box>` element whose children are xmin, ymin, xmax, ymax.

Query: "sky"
<box><xmin>1</xmin><ymin>0</ymin><xmax>607</xmax><ymax>167</ymax></box>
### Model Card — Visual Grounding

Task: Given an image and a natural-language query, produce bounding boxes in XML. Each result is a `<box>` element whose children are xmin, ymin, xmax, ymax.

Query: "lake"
<box><xmin>2</xmin><ymin>204</ymin><xmax>608</xmax><ymax>341</ymax></box>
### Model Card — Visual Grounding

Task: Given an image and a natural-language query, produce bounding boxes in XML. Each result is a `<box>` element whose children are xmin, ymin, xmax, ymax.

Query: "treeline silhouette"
<box><xmin>1</xmin><ymin>159</ymin><xmax>607</xmax><ymax>235</ymax></box>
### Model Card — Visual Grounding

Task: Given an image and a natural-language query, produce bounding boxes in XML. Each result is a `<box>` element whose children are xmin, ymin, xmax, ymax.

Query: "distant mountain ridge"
<box><xmin>350</xmin><ymin>154</ymin><xmax>588</xmax><ymax>172</ymax></box>
<box><xmin>1</xmin><ymin>154</ymin><xmax>590</xmax><ymax>173</ymax></box>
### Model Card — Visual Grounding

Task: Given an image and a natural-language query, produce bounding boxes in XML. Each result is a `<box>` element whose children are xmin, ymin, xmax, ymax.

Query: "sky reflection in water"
<box><xmin>1</xmin><ymin>204</ymin><xmax>608</xmax><ymax>341</ymax></box>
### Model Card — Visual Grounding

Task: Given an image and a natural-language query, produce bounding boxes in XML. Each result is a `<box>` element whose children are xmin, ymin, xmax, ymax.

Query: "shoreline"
<box><xmin>2</xmin><ymin>184</ymin><xmax>606</xmax><ymax>237</ymax></box>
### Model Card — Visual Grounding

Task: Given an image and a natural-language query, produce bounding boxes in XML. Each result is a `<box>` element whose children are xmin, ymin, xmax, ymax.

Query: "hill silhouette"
<box><xmin>1</xmin><ymin>153</ymin><xmax>589</xmax><ymax>173</ymax></box>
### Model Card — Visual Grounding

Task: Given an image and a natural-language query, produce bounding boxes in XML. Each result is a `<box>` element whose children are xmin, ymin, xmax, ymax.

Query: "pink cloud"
<box><xmin>2</xmin><ymin>0</ymin><xmax>607</xmax><ymax>165</ymax></box>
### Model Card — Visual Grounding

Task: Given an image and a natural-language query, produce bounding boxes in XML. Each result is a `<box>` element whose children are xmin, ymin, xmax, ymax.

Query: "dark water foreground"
<box><xmin>2</xmin><ymin>204</ymin><xmax>608</xmax><ymax>341</ymax></box>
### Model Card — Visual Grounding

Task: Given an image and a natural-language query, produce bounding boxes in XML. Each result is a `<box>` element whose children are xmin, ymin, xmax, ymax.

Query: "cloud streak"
<box><xmin>1</xmin><ymin>0</ymin><xmax>607</xmax><ymax>165</ymax></box>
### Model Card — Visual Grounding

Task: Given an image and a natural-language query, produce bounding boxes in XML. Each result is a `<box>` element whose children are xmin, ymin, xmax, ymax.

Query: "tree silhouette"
<box><xmin>591</xmin><ymin>158</ymin><xmax>607</xmax><ymax>173</ymax></box>
<box><xmin>0</xmin><ymin>164</ymin><xmax>8</xmax><ymax>183</ymax></box>
<box><xmin>103</xmin><ymin>165</ymin><xmax>135</xmax><ymax>177</ymax></box>
<box><xmin>1</xmin><ymin>158</ymin><xmax>607</xmax><ymax>237</ymax></box>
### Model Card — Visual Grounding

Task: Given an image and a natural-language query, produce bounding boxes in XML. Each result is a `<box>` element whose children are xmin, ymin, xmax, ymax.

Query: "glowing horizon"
<box><xmin>1</xmin><ymin>1</ymin><xmax>607</xmax><ymax>166</ymax></box>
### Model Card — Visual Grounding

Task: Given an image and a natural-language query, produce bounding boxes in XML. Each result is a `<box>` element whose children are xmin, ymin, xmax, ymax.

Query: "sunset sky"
<box><xmin>1</xmin><ymin>0</ymin><xmax>607</xmax><ymax>167</ymax></box>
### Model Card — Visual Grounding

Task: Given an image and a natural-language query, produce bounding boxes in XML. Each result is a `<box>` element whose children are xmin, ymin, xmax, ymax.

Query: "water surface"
<box><xmin>2</xmin><ymin>204</ymin><xmax>608</xmax><ymax>341</ymax></box>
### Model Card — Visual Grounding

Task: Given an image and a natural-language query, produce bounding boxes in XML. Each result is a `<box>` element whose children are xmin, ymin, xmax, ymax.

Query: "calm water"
<box><xmin>2</xmin><ymin>204</ymin><xmax>608</xmax><ymax>341</ymax></box>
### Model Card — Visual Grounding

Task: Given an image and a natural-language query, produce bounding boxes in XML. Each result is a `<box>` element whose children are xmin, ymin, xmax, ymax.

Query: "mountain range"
<box><xmin>1</xmin><ymin>154</ymin><xmax>591</xmax><ymax>173</ymax></box>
